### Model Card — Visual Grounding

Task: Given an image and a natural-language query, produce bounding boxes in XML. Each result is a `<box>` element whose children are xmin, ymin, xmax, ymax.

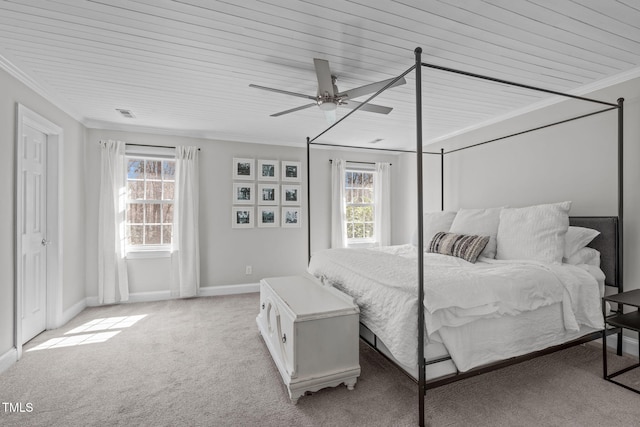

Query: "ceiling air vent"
<box><xmin>116</xmin><ymin>109</ymin><xmax>136</xmax><ymax>118</ymax></box>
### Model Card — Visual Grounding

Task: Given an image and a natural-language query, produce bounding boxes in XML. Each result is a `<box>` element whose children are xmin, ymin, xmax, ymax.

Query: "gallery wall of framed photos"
<box><xmin>231</xmin><ymin>157</ymin><xmax>302</xmax><ymax>229</ymax></box>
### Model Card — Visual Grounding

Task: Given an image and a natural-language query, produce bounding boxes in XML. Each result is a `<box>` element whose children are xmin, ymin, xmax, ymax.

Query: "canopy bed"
<box><xmin>305</xmin><ymin>48</ymin><xmax>624</xmax><ymax>427</ymax></box>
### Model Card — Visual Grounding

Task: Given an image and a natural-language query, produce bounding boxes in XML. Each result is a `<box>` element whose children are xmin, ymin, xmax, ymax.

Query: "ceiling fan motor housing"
<box><xmin>317</xmin><ymin>92</ymin><xmax>338</xmax><ymax>110</ymax></box>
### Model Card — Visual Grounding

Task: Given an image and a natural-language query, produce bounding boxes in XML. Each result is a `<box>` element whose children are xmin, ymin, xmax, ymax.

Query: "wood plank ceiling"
<box><xmin>1</xmin><ymin>0</ymin><xmax>639</xmax><ymax>150</ymax></box>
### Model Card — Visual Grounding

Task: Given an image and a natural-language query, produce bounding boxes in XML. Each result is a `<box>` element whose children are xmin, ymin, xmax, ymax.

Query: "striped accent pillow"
<box><xmin>428</xmin><ymin>232</ymin><xmax>490</xmax><ymax>263</ymax></box>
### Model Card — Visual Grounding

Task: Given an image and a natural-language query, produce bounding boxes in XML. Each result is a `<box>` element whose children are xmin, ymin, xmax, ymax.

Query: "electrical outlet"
<box><xmin>245</xmin><ymin>265</ymin><xmax>252</xmax><ymax>275</ymax></box>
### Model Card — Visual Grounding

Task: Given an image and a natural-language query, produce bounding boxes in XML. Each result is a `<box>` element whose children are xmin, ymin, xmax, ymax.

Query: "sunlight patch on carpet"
<box><xmin>27</xmin><ymin>331</ymin><xmax>121</xmax><ymax>351</ymax></box>
<box><xmin>65</xmin><ymin>314</ymin><xmax>148</xmax><ymax>334</ymax></box>
<box><xmin>26</xmin><ymin>315</ymin><xmax>148</xmax><ymax>352</ymax></box>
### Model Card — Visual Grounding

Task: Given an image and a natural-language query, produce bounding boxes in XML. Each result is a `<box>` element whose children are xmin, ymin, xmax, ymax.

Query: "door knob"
<box><xmin>41</xmin><ymin>238</ymin><xmax>51</xmax><ymax>246</ymax></box>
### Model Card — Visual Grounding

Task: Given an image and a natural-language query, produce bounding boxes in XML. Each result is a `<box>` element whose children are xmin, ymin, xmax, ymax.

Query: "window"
<box><xmin>345</xmin><ymin>169</ymin><xmax>375</xmax><ymax>243</ymax></box>
<box><xmin>125</xmin><ymin>156</ymin><xmax>175</xmax><ymax>250</ymax></box>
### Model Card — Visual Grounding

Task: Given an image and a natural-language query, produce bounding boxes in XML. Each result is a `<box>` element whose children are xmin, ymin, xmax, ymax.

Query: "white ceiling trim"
<box><xmin>0</xmin><ymin>52</ymin><xmax>83</xmax><ymax>123</ymax></box>
<box><xmin>82</xmin><ymin>118</ymin><xmax>305</xmax><ymax>148</ymax></box>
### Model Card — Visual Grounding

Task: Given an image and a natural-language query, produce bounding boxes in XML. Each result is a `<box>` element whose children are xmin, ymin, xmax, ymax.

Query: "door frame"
<box><xmin>15</xmin><ymin>103</ymin><xmax>64</xmax><ymax>359</ymax></box>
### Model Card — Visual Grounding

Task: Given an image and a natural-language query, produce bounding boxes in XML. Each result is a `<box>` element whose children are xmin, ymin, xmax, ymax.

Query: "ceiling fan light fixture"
<box><xmin>318</xmin><ymin>102</ymin><xmax>337</xmax><ymax>111</ymax></box>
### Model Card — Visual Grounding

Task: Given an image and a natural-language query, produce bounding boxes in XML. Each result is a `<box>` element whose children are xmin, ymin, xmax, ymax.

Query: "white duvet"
<box><xmin>308</xmin><ymin>244</ymin><xmax>604</xmax><ymax>369</ymax></box>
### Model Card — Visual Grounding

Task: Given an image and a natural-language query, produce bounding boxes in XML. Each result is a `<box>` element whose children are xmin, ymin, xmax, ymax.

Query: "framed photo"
<box><xmin>282</xmin><ymin>207</ymin><xmax>301</xmax><ymax>228</ymax></box>
<box><xmin>233</xmin><ymin>158</ymin><xmax>254</xmax><ymax>180</ymax></box>
<box><xmin>281</xmin><ymin>184</ymin><xmax>301</xmax><ymax>205</ymax></box>
<box><xmin>258</xmin><ymin>207</ymin><xmax>279</xmax><ymax>228</ymax></box>
<box><xmin>232</xmin><ymin>207</ymin><xmax>254</xmax><ymax>228</ymax></box>
<box><xmin>258</xmin><ymin>159</ymin><xmax>279</xmax><ymax>181</ymax></box>
<box><xmin>233</xmin><ymin>183</ymin><xmax>254</xmax><ymax>204</ymax></box>
<box><xmin>258</xmin><ymin>184</ymin><xmax>279</xmax><ymax>205</ymax></box>
<box><xmin>281</xmin><ymin>160</ymin><xmax>301</xmax><ymax>182</ymax></box>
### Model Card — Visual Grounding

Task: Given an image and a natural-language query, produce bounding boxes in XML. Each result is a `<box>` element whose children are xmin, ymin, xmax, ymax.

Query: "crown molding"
<box><xmin>0</xmin><ymin>52</ymin><xmax>302</xmax><ymax>148</ymax></box>
<box><xmin>83</xmin><ymin>119</ymin><xmax>305</xmax><ymax>148</ymax></box>
<box><xmin>0</xmin><ymin>53</ymin><xmax>84</xmax><ymax>123</ymax></box>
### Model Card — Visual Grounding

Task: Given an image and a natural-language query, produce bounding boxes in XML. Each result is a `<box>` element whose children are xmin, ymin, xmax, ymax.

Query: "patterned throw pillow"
<box><xmin>428</xmin><ymin>232</ymin><xmax>490</xmax><ymax>263</ymax></box>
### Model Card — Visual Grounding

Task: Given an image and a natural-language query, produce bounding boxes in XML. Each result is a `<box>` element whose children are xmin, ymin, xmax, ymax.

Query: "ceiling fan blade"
<box><xmin>340</xmin><ymin>100</ymin><xmax>393</xmax><ymax>115</ymax></box>
<box><xmin>270</xmin><ymin>103</ymin><xmax>317</xmax><ymax>117</ymax></box>
<box><xmin>337</xmin><ymin>76</ymin><xmax>406</xmax><ymax>100</ymax></box>
<box><xmin>249</xmin><ymin>84</ymin><xmax>316</xmax><ymax>100</ymax></box>
<box><xmin>313</xmin><ymin>58</ymin><xmax>335</xmax><ymax>97</ymax></box>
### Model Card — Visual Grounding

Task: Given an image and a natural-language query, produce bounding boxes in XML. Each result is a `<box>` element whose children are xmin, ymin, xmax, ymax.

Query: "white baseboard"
<box><xmin>0</xmin><ymin>347</ymin><xmax>17</xmax><ymax>375</ymax></box>
<box><xmin>606</xmin><ymin>333</ymin><xmax>639</xmax><ymax>358</ymax></box>
<box><xmin>60</xmin><ymin>298</ymin><xmax>87</xmax><ymax>327</ymax></box>
<box><xmin>85</xmin><ymin>296</ymin><xmax>99</xmax><ymax>307</ymax></box>
<box><xmin>199</xmin><ymin>283</ymin><xmax>259</xmax><ymax>297</ymax></box>
<box><xmin>86</xmin><ymin>291</ymin><xmax>173</xmax><ymax>306</ymax></box>
<box><xmin>84</xmin><ymin>283</ymin><xmax>259</xmax><ymax>307</ymax></box>
<box><xmin>127</xmin><ymin>290</ymin><xmax>173</xmax><ymax>303</ymax></box>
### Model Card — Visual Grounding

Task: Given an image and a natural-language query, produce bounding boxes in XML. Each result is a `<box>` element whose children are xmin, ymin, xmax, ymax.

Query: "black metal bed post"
<box><xmin>617</xmin><ymin>98</ymin><xmax>624</xmax><ymax>355</ymax></box>
<box><xmin>414</xmin><ymin>47</ymin><xmax>426</xmax><ymax>427</ymax></box>
<box><xmin>307</xmin><ymin>137</ymin><xmax>311</xmax><ymax>264</ymax></box>
<box><xmin>440</xmin><ymin>148</ymin><xmax>444</xmax><ymax>211</ymax></box>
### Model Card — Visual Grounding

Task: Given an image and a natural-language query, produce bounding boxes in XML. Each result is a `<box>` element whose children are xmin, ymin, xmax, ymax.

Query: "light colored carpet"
<box><xmin>0</xmin><ymin>293</ymin><xmax>638</xmax><ymax>426</ymax></box>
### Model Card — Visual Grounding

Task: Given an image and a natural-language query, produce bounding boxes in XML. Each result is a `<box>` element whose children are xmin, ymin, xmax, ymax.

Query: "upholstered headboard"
<box><xmin>569</xmin><ymin>216</ymin><xmax>620</xmax><ymax>289</ymax></box>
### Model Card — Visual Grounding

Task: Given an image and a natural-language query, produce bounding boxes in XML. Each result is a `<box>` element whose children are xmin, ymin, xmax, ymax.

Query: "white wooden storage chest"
<box><xmin>256</xmin><ymin>275</ymin><xmax>360</xmax><ymax>403</ymax></box>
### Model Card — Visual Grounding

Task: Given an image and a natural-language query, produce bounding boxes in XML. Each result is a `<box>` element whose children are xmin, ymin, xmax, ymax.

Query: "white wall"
<box><xmin>0</xmin><ymin>68</ymin><xmax>87</xmax><ymax>358</ymax></box>
<box><xmin>85</xmin><ymin>130</ymin><xmax>313</xmax><ymax>297</ymax></box>
<box><xmin>444</xmin><ymin>109</ymin><xmax>617</xmax><ymax>214</ymax></box>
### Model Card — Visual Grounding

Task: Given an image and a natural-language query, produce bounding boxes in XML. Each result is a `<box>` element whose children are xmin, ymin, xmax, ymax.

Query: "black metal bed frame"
<box><xmin>305</xmin><ymin>47</ymin><xmax>624</xmax><ymax>427</ymax></box>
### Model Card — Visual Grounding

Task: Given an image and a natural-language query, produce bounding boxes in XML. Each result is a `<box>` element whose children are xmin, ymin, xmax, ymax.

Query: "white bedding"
<box><xmin>308</xmin><ymin>244</ymin><xmax>604</xmax><ymax>370</ymax></box>
<box><xmin>376</xmin><ymin>302</ymin><xmax>600</xmax><ymax>376</ymax></box>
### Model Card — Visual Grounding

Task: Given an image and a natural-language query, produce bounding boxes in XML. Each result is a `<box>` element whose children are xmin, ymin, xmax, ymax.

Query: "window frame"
<box><xmin>344</xmin><ymin>165</ymin><xmax>377</xmax><ymax>246</ymax></box>
<box><xmin>124</xmin><ymin>149</ymin><xmax>176</xmax><ymax>254</ymax></box>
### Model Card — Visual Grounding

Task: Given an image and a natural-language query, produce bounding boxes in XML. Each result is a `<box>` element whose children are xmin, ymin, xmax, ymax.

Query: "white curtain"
<box><xmin>330</xmin><ymin>159</ymin><xmax>347</xmax><ymax>248</ymax></box>
<box><xmin>174</xmin><ymin>146</ymin><xmax>200</xmax><ymax>298</ymax></box>
<box><xmin>98</xmin><ymin>140</ymin><xmax>129</xmax><ymax>304</ymax></box>
<box><xmin>374</xmin><ymin>162</ymin><xmax>391</xmax><ymax>247</ymax></box>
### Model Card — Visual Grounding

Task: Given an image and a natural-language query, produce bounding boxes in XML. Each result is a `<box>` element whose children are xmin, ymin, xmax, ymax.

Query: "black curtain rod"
<box><xmin>420</xmin><ymin>62</ymin><xmax>619</xmax><ymax>108</ymax></box>
<box><xmin>98</xmin><ymin>142</ymin><xmax>201</xmax><ymax>151</ymax></box>
<box><xmin>444</xmin><ymin>106</ymin><xmax>617</xmax><ymax>155</ymax></box>
<box><xmin>329</xmin><ymin>159</ymin><xmax>392</xmax><ymax>166</ymax></box>
<box><xmin>127</xmin><ymin>143</ymin><xmax>201</xmax><ymax>151</ymax></box>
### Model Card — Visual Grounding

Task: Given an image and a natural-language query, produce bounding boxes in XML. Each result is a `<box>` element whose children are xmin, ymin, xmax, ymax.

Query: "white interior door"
<box><xmin>20</xmin><ymin>123</ymin><xmax>48</xmax><ymax>344</ymax></box>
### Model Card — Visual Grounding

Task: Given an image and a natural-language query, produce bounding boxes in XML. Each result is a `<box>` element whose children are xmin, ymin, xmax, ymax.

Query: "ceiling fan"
<box><xmin>250</xmin><ymin>58</ymin><xmax>406</xmax><ymax>123</ymax></box>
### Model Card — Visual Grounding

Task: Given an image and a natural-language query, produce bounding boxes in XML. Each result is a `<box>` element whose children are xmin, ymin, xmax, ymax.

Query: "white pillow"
<box><xmin>564</xmin><ymin>247</ymin><xmax>600</xmax><ymax>267</ymax></box>
<box><xmin>496</xmin><ymin>201</ymin><xmax>571</xmax><ymax>264</ymax></box>
<box><xmin>449</xmin><ymin>207</ymin><xmax>502</xmax><ymax>259</ymax></box>
<box><xmin>564</xmin><ymin>226</ymin><xmax>600</xmax><ymax>259</ymax></box>
<box><xmin>411</xmin><ymin>211</ymin><xmax>457</xmax><ymax>247</ymax></box>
